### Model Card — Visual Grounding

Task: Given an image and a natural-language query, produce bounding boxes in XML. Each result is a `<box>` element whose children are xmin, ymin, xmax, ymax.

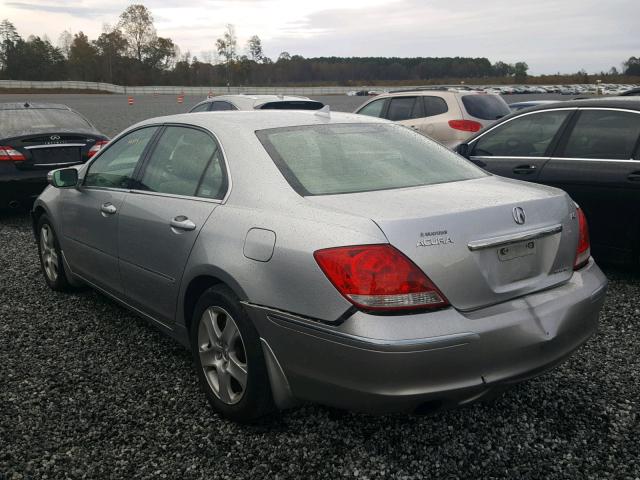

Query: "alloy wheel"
<box><xmin>40</xmin><ymin>224</ymin><xmax>59</xmax><ymax>283</ymax></box>
<box><xmin>198</xmin><ymin>306</ymin><xmax>248</xmax><ymax>405</ymax></box>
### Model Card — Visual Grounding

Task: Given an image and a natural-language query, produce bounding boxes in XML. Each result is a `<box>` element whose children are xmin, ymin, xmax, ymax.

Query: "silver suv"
<box><xmin>355</xmin><ymin>89</ymin><xmax>510</xmax><ymax>148</ymax></box>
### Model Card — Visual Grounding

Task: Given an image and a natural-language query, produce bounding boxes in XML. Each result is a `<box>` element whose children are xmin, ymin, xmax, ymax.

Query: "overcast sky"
<box><xmin>2</xmin><ymin>0</ymin><xmax>638</xmax><ymax>74</ymax></box>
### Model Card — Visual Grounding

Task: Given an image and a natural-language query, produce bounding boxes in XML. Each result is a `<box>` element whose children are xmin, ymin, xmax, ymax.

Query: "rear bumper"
<box><xmin>246</xmin><ymin>259</ymin><xmax>607</xmax><ymax>413</ymax></box>
<box><xmin>0</xmin><ymin>171</ymin><xmax>48</xmax><ymax>207</ymax></box>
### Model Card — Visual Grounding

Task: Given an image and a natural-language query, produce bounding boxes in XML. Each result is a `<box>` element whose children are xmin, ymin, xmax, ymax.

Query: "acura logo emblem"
<box><xmin>512</xmin><ymin>207</ymin><xmax>526</xmax><ymax>225</ymax></box>
<box><xmin>50</xmin><ymin>135</ymin><xmax>61</xmax><ymax>141</ymax></box>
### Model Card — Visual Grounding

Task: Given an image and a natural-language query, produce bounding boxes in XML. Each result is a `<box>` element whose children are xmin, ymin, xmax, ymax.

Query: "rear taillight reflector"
<box><xmin>88</xmin><ymin>140</ymin><xmax>109</xmax><ymax>158</ymax></box>
<box><xmin>448</xmin><ymin>119</ymin><xmax>482</xmax><ymax>132</ymax></box>
<box><xmin>314</xmin><ymin>244</ymin><xmax>449</xmax><ymax>311</ymax></box>
<box><xmin>574</xmin><ymin>207</ymin><xmax>590</xmax><ymax>270</ymax></box>
<box><xmin>0</xmin><ymin>146</ymin><xmax>25</xmax><ymax>162</ymax></box>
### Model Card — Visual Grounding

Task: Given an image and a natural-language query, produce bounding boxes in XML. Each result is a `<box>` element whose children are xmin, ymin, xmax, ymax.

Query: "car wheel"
<box><xmin>37</xmin><ymin>215</ymin><xmax>73</xmax><ymax>292</ymax></box>
<box><xmin>190</xmin><ymin>285</ymin><xmax>274</xmax><ymax>422</ymax></box>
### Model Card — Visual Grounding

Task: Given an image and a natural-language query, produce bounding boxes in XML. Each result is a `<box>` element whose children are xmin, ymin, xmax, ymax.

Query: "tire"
<box><xmin>36</xmin><ymin>214</ymin><xmax>73</xmax><ymax>292</ymax></box>
<box><xmin>190</xmin><ymin>285</ymin><xmax>274</xmax><ymax>422</ymax></box>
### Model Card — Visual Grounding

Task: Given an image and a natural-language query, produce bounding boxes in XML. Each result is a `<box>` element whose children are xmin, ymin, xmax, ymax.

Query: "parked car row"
<box><xmin>347</xmin><ymin>83</ymin><xmax>640</xmax><ymax>97</ymax></box>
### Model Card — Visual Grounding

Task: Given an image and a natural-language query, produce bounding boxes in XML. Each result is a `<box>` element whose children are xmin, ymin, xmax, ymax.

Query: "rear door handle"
<box><xmin>513</xmin><ymin>165</ymin><xmax>537</xmax><ymax>175</ymax></box>
<box><xmin>100</xmin><ymin>202</ymin><xmax>117</xmax><ymax>215</ymax></box>
<box><xmin>170</xmin><ymin>215</ymin><xmax>196</xmax><ymax>231</ymax></box>
<box><xmin>627</xmin><ymin>171</ymin><xmax>640</xmax><ymax>182</ymax></box>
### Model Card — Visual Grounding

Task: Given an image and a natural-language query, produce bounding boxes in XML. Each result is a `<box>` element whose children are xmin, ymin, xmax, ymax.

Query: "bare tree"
<box><xmin>57</xmin><ymin>30</ymin><xmax>73</xmax><ymax>58</ymax></box>
<box><xmin>246</xmin><ymin>35</ymin><xmax>263</xmax><ymax>62</ymax></box>
<box><xmin>118</xmin><ymin>4</ymin><xmax>156</xmax><ymax>62</ymax></box>
<box><xmin>215</xmin><ymin>24</ymin><xmax>237</xmax><ymax>87</ymax></box>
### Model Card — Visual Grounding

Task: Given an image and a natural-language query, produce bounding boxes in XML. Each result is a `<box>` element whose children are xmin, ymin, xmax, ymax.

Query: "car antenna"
<box><xmin>315</xmin><ymin>105</ymin><xmax>330</xmax><ymax>118</ymax></box>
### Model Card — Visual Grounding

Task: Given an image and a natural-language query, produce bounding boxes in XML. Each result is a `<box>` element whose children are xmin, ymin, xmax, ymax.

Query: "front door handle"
<box><xmin>100</xmin><ymin>202</ymin><xmax>117</xmax><ymax>215</ymax></box>
<box><xmin>513</xmin><ymin>164</ymin><xmax>537</xmax><ymax>175</ymax></box>
<box><xmin>170</xmin><ymin>215</ymin><xmax>196</xmax><ymax>232</ymax></box>
<box><xmin>627</xmin><ymin>171</ymin><xmax>640</xmax><ymax>182</ymax></box>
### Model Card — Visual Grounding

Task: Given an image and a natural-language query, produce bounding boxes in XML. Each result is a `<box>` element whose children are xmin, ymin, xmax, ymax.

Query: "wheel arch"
<box><xmin>180</xmin><ymin>266</ymin><xmax>249</xmax><ymax>337</ymax></box>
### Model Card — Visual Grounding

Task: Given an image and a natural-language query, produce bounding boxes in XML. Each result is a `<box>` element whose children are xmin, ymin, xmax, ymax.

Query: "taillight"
<box><xmin>0</xmin><ymin>146</ymin><xmax>26</xmax><ymax>162</ymax></box>
<box><xmin>448</xmin><ymin>120</ymin><xmax>482</xmax><ymax>132</ymax></box>
<box><xmin>314</xmin><ymin>244</ymin><xmax>449</xmax><ymax>311</ymax></box>
<box><xmin>88</xmin><ymin>140</ymin><xmax>109</xmax><ymax>158</ymax></box>
<box><xmin>574</xmin><ymin>207</ymin><xmax>590</xmax><ymax>270</ymax></box>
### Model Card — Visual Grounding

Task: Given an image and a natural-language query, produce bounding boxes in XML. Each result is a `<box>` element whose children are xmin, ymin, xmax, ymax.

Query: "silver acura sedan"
<box><xmin>32</xmin><ymin>110</ymin><xmax>607</xmax><ymax>422</ymax></box>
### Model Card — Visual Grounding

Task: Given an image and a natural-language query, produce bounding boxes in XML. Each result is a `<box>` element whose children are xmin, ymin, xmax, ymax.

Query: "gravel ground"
<box><xmin>1</xmin><ymin>209</ymin><xmax>639</xmax><ymax>480</ymax></box>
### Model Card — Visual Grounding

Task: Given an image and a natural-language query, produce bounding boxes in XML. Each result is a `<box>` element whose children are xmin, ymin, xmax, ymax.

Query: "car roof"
<box><xmin>0</xmin><ymin>102</ymin><xmax>73</xmax><ymax>111</ymax></box>
<box><xmin>194</xmin><ymin>94</ymin><xmax>314</xmax><ymax>110</ymax></box>
<box><xmin>134</xmin><ymin>110</ymin><xmax>385</xmax><ymax>134</ymax></box>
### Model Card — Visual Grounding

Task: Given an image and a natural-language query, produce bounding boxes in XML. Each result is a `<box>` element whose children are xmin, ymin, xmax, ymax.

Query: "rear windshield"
<box><xmin>0</xmin><ymin>108</ymin><xmax>94</xmax><ymax>138</ymax></box>
<box><xmin>256</xmin><ymin>123</ymin><xmax>485</xmax><ymax>196</ymax></box>
<box><xmin>461</xmin><ymin>95</ymin><xmax>510</xmax><ymax>120</ymax></box>
<box><xmin>258</xmin><ymin>101</ymin><xmax>324</xmax><ymax>110</ymax></box>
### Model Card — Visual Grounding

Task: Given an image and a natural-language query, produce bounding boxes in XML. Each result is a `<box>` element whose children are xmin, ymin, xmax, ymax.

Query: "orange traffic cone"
<box><xmin>127</xmin><ymin>96</ymin><xmax>134</xmax><ymax>106</ymax></box>
<box><xmin>207</xmin><ymin>90</ymin><xmax>213</xmax><ymax>99</ymax></box>
<box><xmin>177</xmin><ymin>93</ymin><xmax>184</xmax><ymax>104</ymax></box>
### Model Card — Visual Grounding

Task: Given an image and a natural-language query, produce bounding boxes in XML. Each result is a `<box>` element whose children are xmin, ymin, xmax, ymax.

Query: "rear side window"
<box><xmin>560</xmin><ymin>110</ymin><xmax>640</xmax><ymax>160</ymax></box>
<box><xmin>462</xmin><ymin>95</ymin><xmax>510</xmax><ymax>120</ymax></box>
<box><xmin>256</xmin><ymin>123</ymin><xmax>485</xmax><ymax>196</ymax></box>
<box><xmin>85</xmin><ymin>127</ymin><xmax>157</xmax><ymax>189</ymax></box>
<box><xmin>0</xmin><ymin>108</ymin><xmax>94</xmax><ymax>137</ymax></box>
<box><xmin>259</xmin><ymin>101</ymin><xmax>324</xmax><ymax>110</ymax></box>
<box><xmin>357</xmin><ymin>99</ymin><xmax>385</xmax><ymax>117</ymax></box>
<box><xmin>472</xmin><ymin>110</ymin><xmax>571</xmax><ymax>157</ymax></box>
<box><xmin>190</xmin><ymin>103</ymin><xmax>210</xmax><ymax>113</ymax></box>
<box><xmin>423</xmin><ymin>96</ymin><xmax>448</xmax><ymax>117</ymax></box>
<box><xmin>138</xmin><ymin>126</ymin><xmax>226</xmax><ymax>199</ymax></box>
<box><xmin>386</xmin><ymin>97</ymin><xmax>422</xmax><ymax>121</ymax></box>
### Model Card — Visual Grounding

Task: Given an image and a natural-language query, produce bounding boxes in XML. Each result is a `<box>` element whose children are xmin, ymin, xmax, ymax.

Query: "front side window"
<box><xmin>560</xmin><ymin>110</ymin><xmax>640</xmax><ymax>160</ymax></box>
<box><xmin>472</xmin><ymin>110</ymin><xmax>572</xmax><ymax>157</ymax></box>
<box><xmin>138</xmin><ymin>126</ymin><xmax>226</xmax><ymax>199</ymax></box>
<box><xmin>357</xmin><ymin>99</ymin><xmax>385</xmax><ymax>117</ymax></box>
<box><xmin>257</xmin><ymin>123</ymin><xmax>485</xmax><ymax>196</ymax></box>
<box><xmin>84</xmin><ymin>127</ymin><xmax>157</xmax><ymax>189</ymax></box>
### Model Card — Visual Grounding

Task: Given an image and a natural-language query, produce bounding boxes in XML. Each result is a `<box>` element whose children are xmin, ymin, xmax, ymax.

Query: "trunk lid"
<box><xmin>308</xmin><ymin>176</ymin><xmax>578</xmax><ymax>311</ymax></box>
<box><xmin>8</xmin><ymin>133</ymin><xmax>104</xmax><ymax>171</ymax></box>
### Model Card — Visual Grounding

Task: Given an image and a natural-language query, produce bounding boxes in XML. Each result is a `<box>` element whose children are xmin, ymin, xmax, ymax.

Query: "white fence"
<box><xmin>0</xmin><ymin>80</ymin><xmax>397</xmax><ymax>95</ymax></box>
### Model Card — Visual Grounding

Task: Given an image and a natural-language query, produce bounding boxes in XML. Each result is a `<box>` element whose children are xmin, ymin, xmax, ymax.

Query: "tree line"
<box><xmin>0</xmin><ymin>5</ymin><xmax>637</xmax><ymax>86</ymax></box>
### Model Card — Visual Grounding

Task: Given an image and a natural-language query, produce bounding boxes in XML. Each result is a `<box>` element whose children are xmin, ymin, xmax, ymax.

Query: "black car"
<box><xmin>456</xmin><ymin>97</ymin><xmax>640</xmax><ymax>266</ymax></box>
<box><xmin>0</xmin><ymin>103</ymin><xmax>108</xmax><ymax>209</ymax></box>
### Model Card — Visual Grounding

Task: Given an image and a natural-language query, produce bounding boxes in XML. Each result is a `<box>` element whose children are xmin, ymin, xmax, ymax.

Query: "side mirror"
<box><xmin>456</xmin><ymin>143</ymin><xmax>470</xmax><ymax>158</ymax></box>
<box><xmin>48</xmin><ymin>168</ymin><xmax>79</xmax><ymax>188</ymax></box>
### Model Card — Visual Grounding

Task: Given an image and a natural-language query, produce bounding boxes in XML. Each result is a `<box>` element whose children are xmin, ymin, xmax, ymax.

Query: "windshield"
<box><xmin>256</xmin><ymin>123</ymin><xmax>486</xmax><ymax>196</ymax></box>
<box><xmin>0</xmin><ymin>107</ymin><xmax>95</xmax><ymax>138</ymax></box>
<box><xmin>462</xmin><ymin>95</ymin><xmax>511</xmax><ymax>120</ymax></box>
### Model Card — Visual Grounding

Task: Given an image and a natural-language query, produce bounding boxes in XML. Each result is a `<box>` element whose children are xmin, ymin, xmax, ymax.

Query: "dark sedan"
<box><xmin>456</xmin><ymin>97</ymin><xmax>640</xmax><ymax>266</ymax></box>
<box><xmin>0</xmin><ymin>102</ymin><xmax>108</xmax><ymax>209</ymax></box>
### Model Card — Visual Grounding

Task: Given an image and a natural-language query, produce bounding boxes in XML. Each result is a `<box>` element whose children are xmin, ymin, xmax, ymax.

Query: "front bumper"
<box><xmin>246</xmin><ymin>259</ymin><xmax>607</xmax><ymax>414</ymax></box>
